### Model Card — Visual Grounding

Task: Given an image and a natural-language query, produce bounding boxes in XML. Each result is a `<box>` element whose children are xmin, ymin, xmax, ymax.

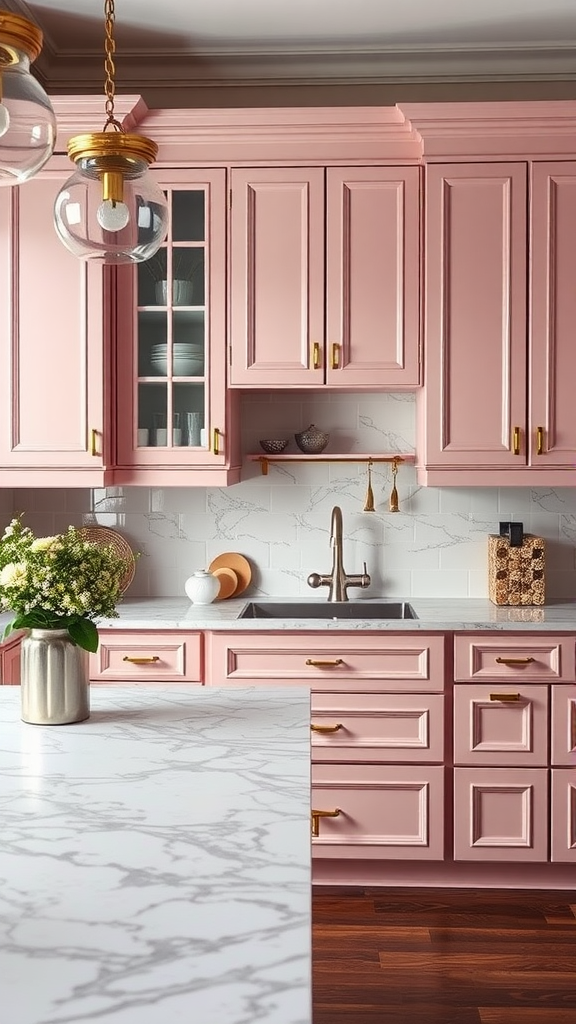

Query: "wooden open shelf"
<box><xmin>247</xmin><ymin>452</ymin><xmax>416</xmax><ymax>476</ymax></box>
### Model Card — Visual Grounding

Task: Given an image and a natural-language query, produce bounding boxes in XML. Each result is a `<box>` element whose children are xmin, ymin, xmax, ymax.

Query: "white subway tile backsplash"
<box><xmin>5</xmin><ymin>393</ymin><xmax>576</xmax><ymax>600</ymax></box>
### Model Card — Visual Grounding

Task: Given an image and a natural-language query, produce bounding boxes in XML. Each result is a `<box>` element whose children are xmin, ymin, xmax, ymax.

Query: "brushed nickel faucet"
<box><xmin>307</xmin><ymin>505</ymin><xmax>371</xmax><ymax>602</ymax></box>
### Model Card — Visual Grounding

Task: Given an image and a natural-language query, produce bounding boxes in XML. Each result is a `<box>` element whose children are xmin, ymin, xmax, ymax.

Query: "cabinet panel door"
<box><xmin>550</xmin><ymin>769</ymin><xmax>576</xmax><ymax>863</ymax></box>
<box><xmin>454</xmin><ymin>767</ymin><xmax>548</xmax><ymax>862</ymax></box>
<box><xmin>229</xmin><ymin>168</ymin><xmax>325</xmax><ymax>386</ymax></box>
<box><xmin>0</xmin><ymin>640</ymin><xmax>21</xmax><ymax>685</ymax></box>
<box><xmin>311</xmin><ymin>692</ymin><xmax>444</xmax><ymax>763</ymax></box>
<box><xmin>454</xmin><ymin>634</ymin><xmax>574</xmax><ymax>683</ymax></box>
<box><xmin>453</xmin><ymin>684</ymin><xmax>548</xmax><ymax>767</ymax></box>
<box><xmin>312</xmin><ymin>764</ymin><xmax>444</xmax><ymax>860</ymax></box>
<box><xmin>325</xmin><ymin>167</ymin><xmax>420</xmax><ymax>387</ymax></box>
<box><xmin>0</xmin><ymin>166</ymin><xmax>105</xmax><ymax>470</ymax></box>
<box><xmin>551</xmin><ymin>685</ymin><xmax>576</xmax><ymax>765</ymax></box>
<box><xmin>531</xmin><ymin>162</ymin><xmax>576</xmax><ymax>467</ymax></box>
<box><xmin>423</xmin><ymin>163</ymin><xmax>527</xmax><ymax>468</ymax></box>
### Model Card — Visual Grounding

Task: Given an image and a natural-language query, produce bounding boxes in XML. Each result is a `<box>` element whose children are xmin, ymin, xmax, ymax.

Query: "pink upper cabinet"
<box><xmin>229</xmin><ymin>166</ymin><xmax>420</xmax><ymax>389</ymax></box>
<box><xmin>418</xmin><ymin>162</ymin><xmax>528</xmax><ymax>478</ymax></box>
<box><xmin>0</xmin><ymin>162</ymin><xmax>108</xmax><ymax>485</ymax></box>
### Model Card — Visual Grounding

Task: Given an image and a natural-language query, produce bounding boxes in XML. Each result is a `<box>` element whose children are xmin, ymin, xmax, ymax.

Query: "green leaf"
<box><xmin>67</xmin><ymin>618</ymin><xmax>99</xmax><ymax>653</ymax></box>
<box><xmin>2</xmin><ymin>621</ymin><xmax>14</xmax><ymax>642</ymax></box>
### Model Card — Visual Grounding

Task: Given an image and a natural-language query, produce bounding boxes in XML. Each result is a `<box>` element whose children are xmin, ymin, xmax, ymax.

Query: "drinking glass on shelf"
<box><xmin>172</xmin><ymin>412</ymin><xmax>182</xmax><ymax>446</ymax></box>
<box><xmin>186</xmin><ymin>411</ymin><xmax>202</xmax><ymax>446</ymax></box>
<box><xmin>153</xmin><ymin>412</ymin><xmax>167</xmax><ymax>446</ymax></box>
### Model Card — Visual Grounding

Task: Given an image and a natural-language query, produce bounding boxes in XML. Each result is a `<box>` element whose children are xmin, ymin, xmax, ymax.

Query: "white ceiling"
<box><xmin>6</xmin><ymin>0</ymin><xmax>576</xmax><ymax>91</ymax></box>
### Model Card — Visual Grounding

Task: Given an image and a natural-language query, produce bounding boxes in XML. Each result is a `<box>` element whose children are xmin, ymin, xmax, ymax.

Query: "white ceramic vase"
<box><xmin>185</xmin><ymin>570</ymin><xmax>220</xmax><ymax>605</ymax></box>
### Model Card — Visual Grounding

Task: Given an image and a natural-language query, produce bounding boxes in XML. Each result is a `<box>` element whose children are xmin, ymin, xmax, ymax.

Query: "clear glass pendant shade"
<box><xmin>0</xmin><ymin>54</ymin><xmax>56</xmax><ymax>185</ymax></box>
<box><xmin>53</xmin><ymin>154</ymin><xmax>169</xmax><ymax>264</ymax></box>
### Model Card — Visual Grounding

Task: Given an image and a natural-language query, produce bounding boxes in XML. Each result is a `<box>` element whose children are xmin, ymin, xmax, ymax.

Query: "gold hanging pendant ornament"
<box><xmin>363</xmin><ymin>458</ymin><xmax>375</xmax><ymax>512</ymax></box>
<box><xmin>389</xmin><ymin>457</ymin><xmax>400</xmax><ymax>512</ymax></box>
<box><xmin>53</xmin><ymin>0</ymin><xmax>168</xmax><ymax>263</ymax></box>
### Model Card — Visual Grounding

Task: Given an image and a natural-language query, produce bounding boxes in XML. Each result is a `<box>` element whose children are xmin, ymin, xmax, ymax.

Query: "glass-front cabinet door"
<box><xmin>115</xmin><ymin>169</ymin><xmax>229</xmax><ymax>477</ymax></box>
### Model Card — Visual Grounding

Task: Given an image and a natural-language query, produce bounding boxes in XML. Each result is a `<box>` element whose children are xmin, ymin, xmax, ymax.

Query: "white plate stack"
<box><xmin>150</xmin><ymin>343</ymin><xmax>204</xmax><ymax>376</ymax></box>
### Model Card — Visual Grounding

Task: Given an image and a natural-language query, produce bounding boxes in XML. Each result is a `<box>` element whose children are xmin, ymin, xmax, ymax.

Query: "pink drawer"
<box><xmin>550</xmin><ymin>768</ymin><xmax>576</xmax><ymax>863</ymax></box>
<box><xmin>311</xmin><ymin>763</ymin><xmax>444</xmax><ymax>860</ymax></box>
<box><xmin>454</xmin><ymin>767</ymin><xmax>548</xmax><ymax>862</ymax></box>
<box><xmin>454</xmin><ymin>634</ymin><xmax>574</xmax><ymax>683</ymax></box>
<box><xmin>206</xmin><ymin>632</ymin><xmax>445</xmax><ymax>692</ymax></box>
<box><xmin>311</xmin><ymin>692</ymin><xmax>444</xmax><ymax>762</ymax></box>
<box><xmin>551</xmin><ymin>685</ymin><xmax>576</xmax><ymax>766</ymax></box>
<box><xmin>90</xmin><ymin>631</ymin><xmax>203</xmax><ymax>683</ymax></box>
<box><xmin>453</xmin><ymin>684</ymin><xmax>548</xmax><ymax>766</ymax></box>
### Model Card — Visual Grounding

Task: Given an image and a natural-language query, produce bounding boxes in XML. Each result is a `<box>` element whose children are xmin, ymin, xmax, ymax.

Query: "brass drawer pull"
<box><xmin>305</xmin><ymin>658</ymin><xmax>344</xmax><ymax>668</ymax></box>
<box><xmin>311</xmin><ymin>808</ymin><xmax>341</xmax><ymax>837</ymax></box>
<box><xmin>536</xmin><ymin>426</ymin><xmax>544</xmax><ymax>455</ymax></box>
<box><xmin>311</xmin><ymin>723</ymin><xmax>343</xmax><ymax>733</ymax></box>
<box><xmin>490</xmin><ymin>692</ymin><xmax>521</xmax><ymax>702</ymax></box>
<box><xmin>495</xmin><ymin>657</ymin><xmax>535</xmax><ymax>666</ymax></box>
<box><xmin>122</xmin><ymin>656</ymin><xmax>160</xmax><ymax>664</ymax></box>
<box><xmin>331</xmin><ymin>343</ymin><xmax>340</xmax><ymax>370</ymax></box>
<box><xmin>312</xmin><ymin>342</ymin><xmax>321</xmax><ymax>370</ymax></box>
<box><xmin>90</xmin><ymin>428</ymin><xmax>99</xmax><ymax>457</ymax></box>
<box><xmin>512</xmin><ymin>426</ymin><xmax>521</xmax><ymax>455</ymax></box>
<box><xmin>212</xmin><ymin>427</ymin><xmax>221</xmax><ymax>456</ymax></box>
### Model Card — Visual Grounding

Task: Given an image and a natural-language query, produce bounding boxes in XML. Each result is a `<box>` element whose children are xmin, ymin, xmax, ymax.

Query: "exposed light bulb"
<box><xmin>96</xmin><ymin>198</ymin><xmax>130</xmax><ymax>231</ymax></box>
<box><xmin>0</xmin><ymin>103</ymin><xmax>10</xmax><ymax>139</ymax></box>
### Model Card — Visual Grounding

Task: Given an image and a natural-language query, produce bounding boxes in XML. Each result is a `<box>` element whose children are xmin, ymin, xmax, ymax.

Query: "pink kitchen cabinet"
<box><xmin>229</xmin><ymin>166</ymin><xmax>420</xmax><ymax>389</ymax></box>
<box><xmin>453</xmin><ymin>767</ymin><xmax>549</xmax><ymax>862</ymax></box>
<box><xmin>90</xmin><ymin>630</ymin><xmax>203</xmax><ymax>684</ymax></box>
<box><xmin>550</xmin><ymin>769</ymin><xmax>576</xmax><ymax>863</ymax></box>
<box><xmin>0</xmin><ymin>163</ymin><xmax>109</xmax><ymax>486</ymax></box>
<box><xmin>418</xmin><ymin>158</ymin><xmax>576</xmax><ymax>486</ymax></box>
<box><xmin>551</xmin><ymin>685</ymin><xmax>576</xmax><ymax>766</ymax></box>
<box><xmin>113</xmin><ymin>170</ymin><xmax>241</xmax><ymax>487</ymax></box>
<box><xmin>0</xmin><ymin>635</ymin><xmax>21</xmax><ymax>685</ymax></box>
<box><xmin>453</xmin><ymin>684</ymin><xmax>549</xmax><ymax>767</ymax></box>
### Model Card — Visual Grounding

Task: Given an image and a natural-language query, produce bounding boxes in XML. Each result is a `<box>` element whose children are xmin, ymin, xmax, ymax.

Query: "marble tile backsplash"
<box><xmin>6</xmin><ymin>392</ymin><xmax>576</xmax><ymax>601</ymax></box>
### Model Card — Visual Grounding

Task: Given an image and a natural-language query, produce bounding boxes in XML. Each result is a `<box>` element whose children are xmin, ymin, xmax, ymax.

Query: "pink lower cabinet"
<box><xmin>311</xmin><ymin>692</ymin><xmax>444</xmax><ymax>763</ymax></box>
<box><xmin>551</xmin><ymin>685</ymin><xmax>576</xmax><ymax>765</ymax></box>
<box><xmin>90</xmin><ymin>631</ymin><xmax>203</xmax><ymax>684</ymax></box>
<box><xmin>311</xmin><ymin>764</ymin><xmax>444</xmax><ymax>860</ymax></box>
<box><xmin>453</xmin><ymin>684</ymin><xmax>549</xmax><ymax>766</ymax></box>
<box><xmin>0</xmin><ymin>635</ymin><xmax>21</xmax><ymax>685</ymax></box>
<box><xmin>453</xmin><ymin>768</ymin><xmax>549</xmax><ymax>862</ymax></box>
<box><xmin>550</xmin><ymin>770</ymin><xmax>576</xmax><ymax>863</ymax></box>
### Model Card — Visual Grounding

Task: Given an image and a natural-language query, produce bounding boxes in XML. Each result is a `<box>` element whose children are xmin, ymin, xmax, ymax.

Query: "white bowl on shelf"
<box><xmin>151</xmin><ymin>355</ymin><xmax>204</xmax><ymax>376</ymax></box>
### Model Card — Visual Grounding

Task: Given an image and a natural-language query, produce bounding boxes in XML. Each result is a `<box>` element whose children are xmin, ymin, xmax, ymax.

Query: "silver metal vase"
<box><xmin>20</xmin><ymin>629</ymin><xmax>90</xmax><ymax>725</ymax></box>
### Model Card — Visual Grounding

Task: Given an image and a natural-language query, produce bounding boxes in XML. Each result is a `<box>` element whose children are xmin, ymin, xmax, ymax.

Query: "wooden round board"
<box><xmin>208</xmin><ymin>553</ymin><xmax>252</xmax><ymax>597</ymax></box>
<box><xmin>78</xmin><ymin>526</ymin><xmax>136</xmax><ymax>594</ymax></box>
<box><xmin>212</xmin><ymin>567</ymin><xmax>238</xmax><ymax>601</ymax></box>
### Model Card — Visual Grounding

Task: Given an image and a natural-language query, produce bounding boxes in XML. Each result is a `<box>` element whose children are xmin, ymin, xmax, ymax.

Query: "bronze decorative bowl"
<box><xmin>294</xmin><ymin>424</ymin><xmax>329</xmax><ymax>454</ymax></box>
<box><xmin>259</xmin><ymin>439</ymin><xmax>289</xmax><ymax>454</ymax></box>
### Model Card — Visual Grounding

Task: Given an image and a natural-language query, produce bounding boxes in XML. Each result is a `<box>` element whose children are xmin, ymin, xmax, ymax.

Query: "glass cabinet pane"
<box><xmin>135</xmin><ymin>187</ymin><xmax>208</xmax><ymax>450</ymax></box>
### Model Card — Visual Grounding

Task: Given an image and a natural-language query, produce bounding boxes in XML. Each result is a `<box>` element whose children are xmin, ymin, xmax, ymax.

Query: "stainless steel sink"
<box><xmin>239</xmin><ymin>601</ymin><xmax>418</xmax><ymax>619</ymax></box>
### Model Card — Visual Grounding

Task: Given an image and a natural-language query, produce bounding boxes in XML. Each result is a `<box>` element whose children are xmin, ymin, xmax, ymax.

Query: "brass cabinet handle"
<box><xmin>212</xmin><ymin>427</ymin><xmax>221</xmax><ymax>455</ymax></box>
<box><xmin>122</xmin><ymin>656</ymin><xmax>160</xmax><ymax>664</ymax></box>
<box><xmin>312</xmin><ymin>342</ymin><xmax>321</xmax><ymax>370</ymax></box>
<box><xmin>495</xmin><ymin>656</ymin><xmax>535</xmax><ymax>666</ymax></box>
<box><xmin>90</xmin><ymin>428</ymin><xmax>99</xmax><ymax>457</ymax></box>
<box><xmin>305</xmin><ymin>658</ymin><xmax>344</xmax><ymax>668</ymax></box>
<box><xmin>536</xmin><ymin>426</ymin><xmax>544</xmax><ymax>455</ymax></box>
<box><xmin>489</xmin><ymin>692</ymin><xmax>521</xmax><ymax>702</ymax></box>
<box><xmin>311</xmin><ymin>808</ymin><xmax>341</xmax><ymax>837</ymax></box>
<box><xmin>310</xmin><ymin>723</ymin><xmax>343</xmax><ymax>733</ymax></box>
<box><xmin>512</xmin><ymin>426</ymin><xmax>521</xmax><ymax>456</ymax></box>
<box><xmin>331</xmin><ymin>343</ymin><xmax>340</xmax><ymax>370</ymax></box>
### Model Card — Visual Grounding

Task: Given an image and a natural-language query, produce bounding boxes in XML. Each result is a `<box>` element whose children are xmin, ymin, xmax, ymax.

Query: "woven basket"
<box><xmin>488</xmin><ymin>534</ymin><xmax>545</xmax><ymax>606</ymax></box>
<box><xmin>78</xmin><ymin>526</ymin><xmax>136</xmax><ymax>594</ymax></box>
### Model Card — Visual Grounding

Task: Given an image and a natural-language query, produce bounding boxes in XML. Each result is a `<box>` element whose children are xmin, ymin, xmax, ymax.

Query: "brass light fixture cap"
<box><xmin>0</xmin><ymin>11</ymin><xmax>43</xmax><ymax>64</ymax></box>
<box><xmin>67</xmin><ymin>132</ymin><xmax>159</xmax><ymax>167</ymax></box>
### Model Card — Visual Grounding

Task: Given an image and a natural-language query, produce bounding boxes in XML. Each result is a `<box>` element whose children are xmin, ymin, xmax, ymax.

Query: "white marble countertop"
<box><xmin>96</xmin><ymin>596</ymin><xmax>576</xmax><ymax>631</ymax></box>
<box><xmin>0</xmin><ymin>686</ymin><xmax>311</xmax><ymax>1024</ymax></box>
<box><xmin>1</xmin><ymin>597</ymin><xmax>575</xmax><ymax>637</ymax></box>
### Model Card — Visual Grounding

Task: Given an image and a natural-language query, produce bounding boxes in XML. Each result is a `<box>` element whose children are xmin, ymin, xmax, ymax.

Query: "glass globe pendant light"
<box><xmin>53</xmin><ymin>0</ymin><xmax>168</xmax><ymax>264</ymax></box>
<box><xmin>0</xmin><ymin>10</ymin><xmax>56</xmax><ymax>184</ymax></box>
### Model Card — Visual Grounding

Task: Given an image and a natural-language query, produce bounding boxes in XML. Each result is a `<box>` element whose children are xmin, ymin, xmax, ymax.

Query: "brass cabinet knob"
<box><xmin>311</xmin><ymin>808</ymin><xmax>341</xmax><ymax>837</ymax></box>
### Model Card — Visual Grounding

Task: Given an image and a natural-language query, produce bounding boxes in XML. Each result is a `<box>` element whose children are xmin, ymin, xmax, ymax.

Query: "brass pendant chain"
<box><xmin>103</xmin><ymin>0</ymin><xmax>123</xmax><ymax>132</ymax></box>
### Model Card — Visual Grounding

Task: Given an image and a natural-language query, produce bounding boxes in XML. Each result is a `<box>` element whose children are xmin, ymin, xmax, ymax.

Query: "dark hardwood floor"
<box><xmin>312</xmin><ymin>886</ymin><xmax>576</xmax><ymax>1024</ymax></box>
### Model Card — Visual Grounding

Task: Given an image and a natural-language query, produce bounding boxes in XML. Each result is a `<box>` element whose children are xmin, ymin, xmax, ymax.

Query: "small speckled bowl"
<box><xmin>259</xmin><ymin>439</ymin><xmax>289</xmax><ymax>454</ymax></box>
<box><xmin>294</xmin><ymin>424</ymin><xmax>329</xmax><ymax>454</ymax></box>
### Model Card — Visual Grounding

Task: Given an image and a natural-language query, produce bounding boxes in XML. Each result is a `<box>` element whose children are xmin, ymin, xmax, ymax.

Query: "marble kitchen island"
<box><xmin>0</xmin><ymin>686</ymin><xmax>311</xmax><ymax>1024</ymax></box>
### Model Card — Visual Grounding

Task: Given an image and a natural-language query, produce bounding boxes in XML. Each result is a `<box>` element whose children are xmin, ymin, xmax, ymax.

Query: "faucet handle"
<box><xmin>361</xmin><ymin>562</ymin><xmax>371</xmax><ymax>588</ymax></box>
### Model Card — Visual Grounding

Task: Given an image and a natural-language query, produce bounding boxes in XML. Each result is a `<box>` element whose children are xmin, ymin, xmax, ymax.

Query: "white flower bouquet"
<box><xmin>0</xmin><ymin>517</ymin><xmax>129</xmax><ymax>652</ymax></box>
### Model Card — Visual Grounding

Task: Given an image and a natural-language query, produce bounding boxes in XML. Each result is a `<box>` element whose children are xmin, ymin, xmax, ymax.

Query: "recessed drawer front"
<box><xmin>551</xmin><ymin>685</ymin><xmax>576</xmax><ymax>765</ymax></box>
<box><xmin>91</xmin><ymin>631</ymin><xmax>203</xmax><ymax>683</ymax></box>
<box><xmin>453</xmin><ymin>767</ymin><xmax>549</xmax><ymax>862</ymax></box>
<box><xmin>454</xmin><ymin>634</ymin><xmax>574</xmax><ymax>683</ymax></box>
<box><xmin>311</xmin><ymin>763</ymin><xmax>444</xmax><ymax>860</ymax></box>
<box><xmin>311</xmin><ymin>693</ymin><xmax>445</xmax><ymax>762</ymax></box>
<box><xmin>453</xmin><ymin>684</ymin><xmax>549</xmax><ymax>766</ymax></box>
<box><xmin>206</xmin><ymin>633</ymin><xmax>445</xmax><ymax>691</ymax></box>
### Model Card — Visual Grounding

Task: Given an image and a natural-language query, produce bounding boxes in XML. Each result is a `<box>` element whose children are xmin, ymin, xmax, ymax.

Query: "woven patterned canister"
<box><xmin>488</xmin><ymin>534</ymin><xmax>545</xmax><ymax>606</ymax></box>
